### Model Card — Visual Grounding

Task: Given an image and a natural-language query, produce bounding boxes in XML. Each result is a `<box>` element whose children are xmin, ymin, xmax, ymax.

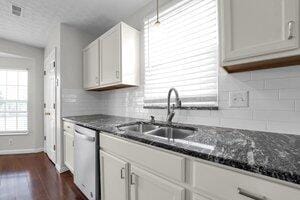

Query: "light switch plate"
<box><xmin>229</xmin><ymin>91</ymin><xmax>249</xmax><ymax>108</ymax></box>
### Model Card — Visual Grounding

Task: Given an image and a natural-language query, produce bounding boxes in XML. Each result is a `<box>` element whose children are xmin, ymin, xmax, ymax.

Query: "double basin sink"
<box><xmin>117</xmin><ymin>121</ymin><xmax>198</xmax><ymax>140</ymax></box>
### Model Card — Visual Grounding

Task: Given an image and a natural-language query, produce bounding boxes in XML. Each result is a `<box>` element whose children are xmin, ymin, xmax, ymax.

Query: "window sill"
<box><xmin>0</xmin><ymin>132</ymin><xmax>29</xmax><ymax>136</ymax></box>
<box><xmin>143</xmin><ymin>106</ymin><xmax>219</xmax><ymax>110</ymax></box>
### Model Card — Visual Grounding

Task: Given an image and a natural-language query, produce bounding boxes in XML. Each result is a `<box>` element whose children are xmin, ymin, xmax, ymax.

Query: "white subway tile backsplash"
<box><xmin>253</xmin><ymin>110</ymin><xmax>300</xmax><ymax>122</ymax></box>
<box><xmin>252</xmin><ymin>100</ymin><xmax>294</xmax><ymax>111</ymax></box>
<box><xmin>211</xmin><ymin>109</ymin><xmax>252</xmax><ymax>120</ymax></box>
<box><xmin>65</xmin><ymin>65</ymin><xmax>300</xmax><ymax>135</ymax></box>
<box><xmin>250</xmin><ymin>90</ymin><xmax>279</xmax><ymax>100</ymax></box>
<box><xmin>279</xmin><ymin>89</ymin><xmax>300</xmax><ymax>99</ymax></box>
<box><xmin>267</xmin><ymin>121</ymin><xmax>300</xmax><ymax>135</ymax></box>
<box><xmin>251</xmin><ymin>65</ymin><xmax>300</xmax><ymax>80</ymax></box>
<box><xmin>265</xmin><ymin>77</ymin><xmax>300</xmax><ymax>89</ymax></box>
<box><xmin>220</xmin><ymin>118</ymin><xmax>267</xmax><ymax>131</ymax></box>
<box><xmin>296</xmin><ymin>100</ymin><xmax>300</xmax><ymax>112</ymax></box>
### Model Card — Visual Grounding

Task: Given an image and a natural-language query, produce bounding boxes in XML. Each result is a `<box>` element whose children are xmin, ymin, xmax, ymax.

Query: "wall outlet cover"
<box><xmin>229</xmin><ymin>91</ymin><xmax>249</xmax><ymax>108</ymax></box>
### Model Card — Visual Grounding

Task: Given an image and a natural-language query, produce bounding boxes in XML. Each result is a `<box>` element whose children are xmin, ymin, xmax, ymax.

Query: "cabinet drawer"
<box><xmin>100</xmin><ymin>133</ymin><xmax>185</xmax><ymax>182</ymax></box>
<box><xmin>63</xmin><ymin>121</ymin><xmax>74</xmax><ymax>134</ymax></box>
<box><xmin>193</xmin><ymin>161</ymin><xmax>300</xmax><ymax>200</ymax></box>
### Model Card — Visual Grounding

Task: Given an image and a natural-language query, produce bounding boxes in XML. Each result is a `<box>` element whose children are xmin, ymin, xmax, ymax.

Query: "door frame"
<box><xmin>44</xmin><ymin>48</ymin><xmax>57</xmax><ymax>164</ymax></box>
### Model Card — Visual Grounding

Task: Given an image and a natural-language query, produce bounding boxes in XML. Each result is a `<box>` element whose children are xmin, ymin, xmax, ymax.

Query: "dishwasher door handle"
<box><xmin>75</xmin><ymin>130</ymin><xmax>96</xmax><ymax>142</ymax></box>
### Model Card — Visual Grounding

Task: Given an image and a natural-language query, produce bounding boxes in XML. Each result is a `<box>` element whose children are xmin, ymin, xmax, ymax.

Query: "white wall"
<box><xmin>88</xmin><ymin>1</ymin><xmax>300</xmax><ymax>136</ymax></box>
<box><xmin>45</xmin><ymin>23</ymin><xmax>101</xmax><ymax>171</ymax></box>
<box><xmin>0</xmin><ymin>38</ymin><xmax>44</xmax><ymax>153</ymax></box>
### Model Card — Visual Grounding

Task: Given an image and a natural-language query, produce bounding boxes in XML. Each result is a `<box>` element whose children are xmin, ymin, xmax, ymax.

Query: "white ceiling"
<box><xmin>0</xmin><ymin>0</ymin><xmax>152</xmax><ymax>48</ymax></box>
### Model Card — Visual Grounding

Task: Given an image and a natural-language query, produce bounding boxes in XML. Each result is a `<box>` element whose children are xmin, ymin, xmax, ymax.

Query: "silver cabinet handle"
<box><xmin>120</xmin><ymin>167</ymin><xmax>125</xmax><ymax>179</ymax></box>
<box><xmin>238</xmin><ymin>187</ymin><xmax>267</xmax><ymax>200</ymax></box>
<box><xmin>130</xmin><ymin>173</ymin><xmax>136</xmax><ymax>185</ymax></box>
<box><xmin>288</xmin><ymin>21</ymin><xmax>295</xmax><ymax>40</ymax></box>
<box><xmin>75</xmin><ymin>130</ymin><xmax>95</xmax><ymax>142</ymax></box>
<box><xmin>116</xmin><ymin>70</ymin><xmax>119</xmax><ymax>79</ymax></box>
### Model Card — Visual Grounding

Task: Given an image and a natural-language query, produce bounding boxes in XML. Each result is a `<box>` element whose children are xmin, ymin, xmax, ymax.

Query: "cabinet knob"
<box><xmin>288</xmin><ymin>21</ymin><xmax>295</xmax><ymax>40</ymax></box>
<box><xmin>116</xmin><ymin>70</ymin><xmax>119</xmax><ymax>79</ymax></box>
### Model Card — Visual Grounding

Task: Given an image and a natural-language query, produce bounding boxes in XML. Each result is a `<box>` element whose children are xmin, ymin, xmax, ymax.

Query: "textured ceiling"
<box><xmin>0</xmin><ymin>0</ymin><xmax>152</xmax><ymax>48</ymax></box>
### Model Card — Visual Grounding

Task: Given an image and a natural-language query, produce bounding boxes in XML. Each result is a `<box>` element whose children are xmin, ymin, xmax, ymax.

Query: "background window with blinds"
<box><xmin>144</xmin><ymin>0</ymin><xmax>218</xmax><ymax>108</ymax></box>
<box><xmin>0</xmin><ymin>69</ymin><xmax>28</xmax><ymax>134</ymax></box>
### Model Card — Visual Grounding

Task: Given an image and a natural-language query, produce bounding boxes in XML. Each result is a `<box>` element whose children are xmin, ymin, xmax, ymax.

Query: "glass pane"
<box><xmin>0</xmin><ymin>102</ymin><xmax>5</xmax><ymax>112</ymax></box>
<box><xmin>7</xmin><ymin>86</ymin><xmax>17</xmax><ymax>100</ymax></box>
<box><xmin>0</xmin><ymin>71</ymin><xmax>6</xmax><ymax>85</ymax></box>
<box><xmin>6</xmin><ymin>102</ymin><xmax>17</xmax><ymax>112</ymax></box>
<box><xmin>0</xmin><ymin>113</ymin><xmax>5</xmax><ymax>131</ymax></box>
<box><xmin>6</xmin><ymin>113</ymin><xmax>17</xmax><ymax>131</ymax></box>
<box><xmin>0</xmin><ymin>86</ymin><xmax>6</xmax><ymax>100</ymax></box>
<box><xmin>17</xmin><ymin>102</ymin><xmax>27</xmax><ymax>112</ymax></box>
<box><xmin>7</xmin><ymin>71</ymin><xmax>18</xmax><ymax>85</ymax></box>
<box><xmin>18</xmin><ymin>71</ymin><xmax>28</xmax><ymax>86</ymax></box>
<box><xmin>18</xmin><ymin>86</ymin><xmax>27</xmax><ymax>100</ymax></box>
<box><xmin>17</xmin><ymin>113</ymin><xmax>27</xmax><ymax>131</ymax></box>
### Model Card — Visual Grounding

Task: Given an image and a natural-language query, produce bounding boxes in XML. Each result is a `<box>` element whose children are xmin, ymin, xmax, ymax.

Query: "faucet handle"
<box><xmin>150</xmin><ymin>116</ymin><xmax>155</xmax><ymax>123</ymax></box>
<box><xmin>177</xmin><ymin>100</ymin><xmax>182</xmax><ymax>108</ymax></box>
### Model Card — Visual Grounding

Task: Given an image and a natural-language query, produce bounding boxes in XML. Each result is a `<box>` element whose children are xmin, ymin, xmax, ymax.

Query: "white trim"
<box><xmin>0</xmin><ymin>148</ymin><xmax>44</xmax><ymax>155</ymax></box>
<box><xmin>55</xmin><ymin>163</ymin><xmax>69</xmax><ymax>173</ymax></box>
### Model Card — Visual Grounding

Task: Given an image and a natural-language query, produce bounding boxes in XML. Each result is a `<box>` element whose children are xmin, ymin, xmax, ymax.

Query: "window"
<box><xmin>0</xmin><ymin>69</ymin><xmax>28</xmax><ymax>134</ymax></box>
<box><xmin>144</xmin><ymin>0</ymin><xmax>218</xmax><ymax>108</ymax></box>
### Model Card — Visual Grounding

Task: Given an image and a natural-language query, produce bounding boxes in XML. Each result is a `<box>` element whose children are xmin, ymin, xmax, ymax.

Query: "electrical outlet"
<box><xmin>9</xmin><ymin>139</ymin><xmax>13</xmax><ymax>145</ymax></box>
<box><xmin>229</xmin><ymin>91</ymin><xmax>249</xmax><ymax>108</ymax></box>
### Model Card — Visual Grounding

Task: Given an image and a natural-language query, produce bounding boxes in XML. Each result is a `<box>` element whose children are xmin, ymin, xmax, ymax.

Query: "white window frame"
<box><xmin>143</xmin><ymin>0</ymin><xmax>220</xmax><ymax>109</ymax></box>
<box><xmin>0</xmin><ymin>67</ymin><xmax>29</xmax><ymax>135</ymax></box>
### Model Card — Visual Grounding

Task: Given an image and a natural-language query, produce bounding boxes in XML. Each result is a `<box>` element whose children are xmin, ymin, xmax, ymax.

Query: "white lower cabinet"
<box><xmin>130</xmin><ymin>165</ymin><xmax>185</xmax><ymax>200</ymax></box>
<box><xmin>64</xmin><ymin>132</ymin><xmax>74</xmax><ymax>172</ymax></box>
<box><xmin>100</xmin><ymin>133</ymin><xmax>300</xmax><ymax>200</ymax></box>
<box><xmin>100</xmin><ymin>150</ymin><xmax>184</xmax><ymax>200</ymax></box>
<box><xmin>192</xmin><ymin>194</ymin><xmax>211</xmax><ymax>200</ymax></box>
<box><xmin>100</xmin><ymin>151</ymin><xmax>129</xmax><ymax>200</ymax></box>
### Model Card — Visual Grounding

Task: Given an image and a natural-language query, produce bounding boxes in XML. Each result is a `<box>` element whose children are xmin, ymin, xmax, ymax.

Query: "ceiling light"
<box><xmin>155</xmin><ymin>0</ymin><xmax>160</xmax><ymax>26</ymax></box>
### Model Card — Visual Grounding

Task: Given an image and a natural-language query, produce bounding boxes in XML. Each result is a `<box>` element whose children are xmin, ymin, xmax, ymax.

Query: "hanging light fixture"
<box><xmin>154</xmin><ymin>0</ymin><xmax>160</xmax><ymax>26</ymax></box>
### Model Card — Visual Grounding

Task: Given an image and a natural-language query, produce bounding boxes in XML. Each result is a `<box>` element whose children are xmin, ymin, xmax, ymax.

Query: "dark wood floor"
<box><xmin>0</xmin><ymin>152</ymin><xmax>87</xmax><ymax>200</ymax></box>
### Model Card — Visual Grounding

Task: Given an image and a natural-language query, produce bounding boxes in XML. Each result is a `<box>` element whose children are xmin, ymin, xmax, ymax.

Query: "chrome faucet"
<box><xmin>166</xmin><ymin>88</ymin><xmax>181</xmax><ymax>124</ymax></box>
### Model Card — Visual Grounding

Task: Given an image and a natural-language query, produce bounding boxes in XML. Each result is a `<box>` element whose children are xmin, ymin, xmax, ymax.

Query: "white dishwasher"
<box><xmin>74</xmin><ymin>125</ymin><xmax>100</xmax><ymax>200</ymax></box>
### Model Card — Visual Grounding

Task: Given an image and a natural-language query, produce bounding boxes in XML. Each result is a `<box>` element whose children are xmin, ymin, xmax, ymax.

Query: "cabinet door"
<box><xmin>130</xmin><ymin>166</ymin><xmax>185</xmax><ymax>200</ymax></box>
<box><xmin>222</xmin><ymin>0</ymin><xmax>299</xmax><ymax>62</ymax></box>
<box><xmin>100</xmin><ymin>151</ymin><xmax>129</xmax><ymax>200</ymax></box>
<box><xmin>83</xmin><ymin>39</ymin><xmax>100</xmax><ymax>89</ymax></box>
<box><xmin>64</xmin><ymin>132</ymin><xmax>74</xmax><ymax>172</ymax></box>
<box><xmin>100</xmin><ymin>25</ymin><xmax>121</xmax><ymax>86</ymax></box>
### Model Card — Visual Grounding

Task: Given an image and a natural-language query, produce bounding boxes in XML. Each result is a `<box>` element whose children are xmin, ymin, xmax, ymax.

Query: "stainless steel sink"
<box><xmin>118</xmin><ymin>121</ymin><xmax>197</xmax><ymax>140</ymax></box>
<box><xmin>125</xmin><ymin>124</ymin><xmax>159</xmax><ymax>133</ymax></box>
<box><xmin>147</xmin><ymin>127</ymin><xmax>195</xmax><ymax>139</ymax></box>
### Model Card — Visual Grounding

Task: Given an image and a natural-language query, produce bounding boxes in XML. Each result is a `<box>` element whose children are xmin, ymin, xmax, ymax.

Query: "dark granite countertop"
<box><xmin>63</xmin><ymin>114</ymin><xmax>300</xmax><ymax>185</ymax></box>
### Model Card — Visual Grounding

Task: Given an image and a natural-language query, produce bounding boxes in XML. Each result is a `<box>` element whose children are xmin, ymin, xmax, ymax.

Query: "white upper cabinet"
<box><xmin>83</xmin><ymin>39</ymin><xmax>100</xmax><ymax>89</ymax></box>
<box><xmin>83</xmin><ymin>22</ymin><xmax>140</xmax><ymax>90</ymax></box>
<box><xmin>221</xmin><ymin>0</ymin><xmax>299</xmax><ymax>66</ymax></box>
<box><xmin>100</xmin><ymin>25</ymin><xmax>121</xmax><ymax>86</ymax></box>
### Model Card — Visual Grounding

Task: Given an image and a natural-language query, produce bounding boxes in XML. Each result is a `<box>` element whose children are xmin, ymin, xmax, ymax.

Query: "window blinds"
<box><xmin>144</xmin><ymin>0</ymin><xmax>218</xmax><ymax>107</ymax></box>
<box><xmin>0</xmin><ymin>69</ymin><xmax>28</xmax><ymax>134</ymax></box>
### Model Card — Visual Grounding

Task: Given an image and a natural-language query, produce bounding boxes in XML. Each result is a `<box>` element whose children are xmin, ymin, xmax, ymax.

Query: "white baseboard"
<box><xmin>56</xmin><ymin>163</ymin><xmax>69</xmax><ymax>173</ymax></box>
<box><xmin>0</xmin><ymin>148</ymin><xmax>44</xmax><ymax>155</ymax></box>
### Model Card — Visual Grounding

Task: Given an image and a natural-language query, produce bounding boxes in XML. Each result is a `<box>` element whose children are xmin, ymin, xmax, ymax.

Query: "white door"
<box><xmin>100</xmin><ymin>24</ymin><xmax>121</xmax><ymax>86</ymax></box>
<box><xmin>100</xmin><ymin>151</ymin><xmax>129</xmax><ymax>200</ymax></box>
<box><xmin>221</xmin><ymin>0</ymin><xmax>299</xmax><ymax>62</ymax></box>
<box><xmin>83</xmin><ymin>39</ymin><xmax>100</xmax><ymax>89</ymax></box>
<box><xmin>44</xmin><ymin>49</ymin><xmax>57</xmax><ymax>163</ymax></box>
<box><xmin>64</xmin><ymin>132</ymin><xmax>74</xmax><ymax>173</ymax></box>
<box><xmin>130</xmin><ymin>165</ymin><xmax>185</xmax><ymax>200</ymax></box>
